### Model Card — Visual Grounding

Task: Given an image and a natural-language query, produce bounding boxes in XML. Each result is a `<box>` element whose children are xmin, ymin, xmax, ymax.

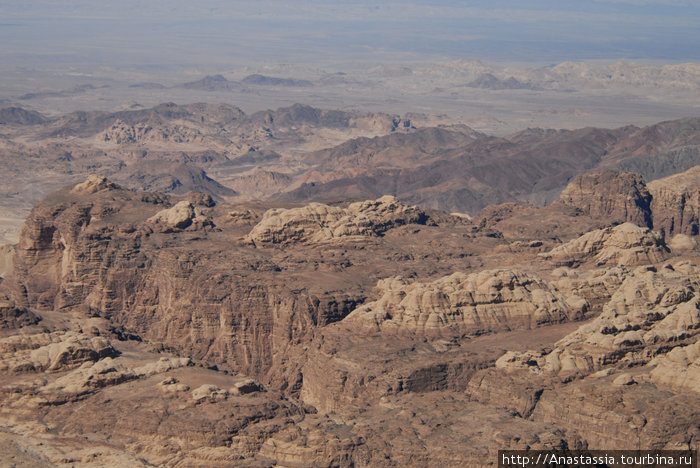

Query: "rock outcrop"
<box><xmin>343</xmin><ymin>269</ymin><xmax>587</xmax><ymax>336</ymax></box>
<box><xmin>541</xmin><ymin>222</ymin><xmax>669</xmax><ymax>266</ymax></box>
<box><xmin>70</xmin><ymin>175</ymin><xmax>121</xmax><ymax>194</ymax></box>
<box><xmin>499</xmin><ymin>261</ymin><xmax>700</xmax><ymax>377</ymax></box>
<box><xmin>147</xmin><ymin>200</ymin><xmax>211</xmax><ymax>231</ymax></box>
<box><xmin>559</xmin><ymin>170</ymin><xmax>653</xmax><ymax>227</ymax></box>
<box><xmin>0</xmin><ymin>331</ymin><xmax>118</xmax><ymax>373</ymax></box>
<box><xmin>649</xmin><ymin>340</ymin><xmax>700</xmax><ymax>394</ymax></box>
<box><xmin>0</xmin><ymin>328</ymin><xmax>301</xmax><ymax>467</ymax></box>
<box><xmin>0</xmin><ymin>298</ymin><xmax>40</xmax><ymax>329</ymax></box>
<box><xmin>648</xmin><ymin>165</ymin><xmax>700</xmax><ymax>237</ymax></box>
<box><xmin>245</xmin><ymin>195</ymin><xmax>428</xmax><ymax>245</ymax></box>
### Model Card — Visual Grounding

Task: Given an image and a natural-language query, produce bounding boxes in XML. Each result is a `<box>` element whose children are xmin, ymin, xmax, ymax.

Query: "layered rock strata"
<box><xmin>0</xmin><ymin>175</ymin><xmax>697</xmax><ymax>466</ymax></box>
<box><xmin>648</xmin><ymin>165</ymin><xmax>700</xmax><ymax>237</ymax></box>
<box><xmin>245</xmin><ymin>195</ymin><xmax>428</xmax><ymax>246</ymax></box>
<box><xmin>541</xmin><ymin>222</ymin><xmax>669</xmax><ymax>266</ymax></box>
<box><xmin>343</xmin><ymin>269</ymin><xmax>587</xmax><ymax>336</ymax></box>
<box><xmin>551</xmin><ymin>170</ymin><xmax>653</xmax><ymax>227</ymax></box>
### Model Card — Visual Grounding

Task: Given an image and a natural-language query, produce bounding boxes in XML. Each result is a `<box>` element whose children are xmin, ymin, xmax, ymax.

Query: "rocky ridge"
<box><xmin>541</xmin><ymin>222</ymin><xmax>669</xmax><ymax>267</ymax></box>
<box><xmin>245</xmin><ymin>195</ymin><xmax>428</xmax><ymax>246</ymax></box>
<box><xmin>343</xmin><ymin>269</ymin><xmax>587</xmax><ymax>336</ymax></box>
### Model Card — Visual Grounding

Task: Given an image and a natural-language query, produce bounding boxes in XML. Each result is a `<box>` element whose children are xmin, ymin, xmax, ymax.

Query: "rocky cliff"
<box><xmin>559</xmin><ymin>170</ymin><xmax>653</xmax><ymax>227</ymax></box>
<box><xmin>648</xmin><ymin>165</ymin><xmax>700</xmax><ymax>237</ymax></box>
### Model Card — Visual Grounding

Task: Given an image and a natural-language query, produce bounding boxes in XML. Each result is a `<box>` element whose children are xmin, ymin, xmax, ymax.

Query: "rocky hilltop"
<box><xmin>0</xmin><ymin>167</ymin><xmax>697</xmax><ymax>466</ymax></box>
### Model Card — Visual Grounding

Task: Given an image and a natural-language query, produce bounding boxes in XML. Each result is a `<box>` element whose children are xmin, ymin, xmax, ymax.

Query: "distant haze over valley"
<box><xmin>1</xmin><ymin>0</ymin><xmax>699</xmax><ymax>66</ymax></box>
<box><xmin>1</xmin><ymin>1</ymin><xmax>698</xmax><ymax>135</ymax></box>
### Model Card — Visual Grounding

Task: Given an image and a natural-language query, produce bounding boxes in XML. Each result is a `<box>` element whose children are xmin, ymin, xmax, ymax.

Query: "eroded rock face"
<box><xmin>3</xmin><ymin>183</ymin><xmax>490</xmax><ymax>391</ymax></box>
<box><xmin>500</xmin><ymin>261</ymin><xmax>700</xmax><ymax>377</ymax></box>
<box><xmin>0</xmin><ymin>298</ymin><xmax>40</xmax><ymax>329</ymax></box>
<box><xmin>559</xmin><ymin>170</ymin><xmax>652</xmax><ymax>227</ymax></box>
<box><xmin>0</xmin><ymin>331</ymin><xmax>118</xmax><ymax>373</ymax></box>
<box><xmin>0</xmin><ymin>328</ymin><xmax>302</xmax><ymax>466</ymax></box>
<box><xmin>245</xmin><ymin>195</ymin><xmax>428</xmax><ymax>245</ymax></box>
<box><xmin>343</xmin><ymin>269</ymin><xmax>587</xmax><ymax>336</ymax></box>
<box><xmin>648</xmin><ymin>165</ymin><xmax>700</xmax><ymax>237</ymax></box>
<box><xmin>649</xmin><ymin>341</ymin><xmax>700</xmax><ymax>394</ymax></box>
<box><xmin>1</xmin><ymin>178</ymin><xmax>698</xmax><ymax>466</ymax></box>
<box><xmin>541</xmin><ymin>222</ymin><xmax>669</xmax><ymax>267</ymax></box>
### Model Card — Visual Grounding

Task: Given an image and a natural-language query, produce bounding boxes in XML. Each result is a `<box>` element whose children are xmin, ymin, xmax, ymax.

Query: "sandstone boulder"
<box><xmin>191</xmin><ymin>384</ymin><xmax>229</xmax><ymax>402</ymax></box>
<box><xmin>147</xmin><ymin>200</ymin><xmax>210</xmax><ymax>231</ymax></box>
<box><xmin>649</xmin><ymin>341</ymin><xmax>700</xmax><ymax>394</ymax></box>
<box><xmin>158</xmin><ymin>376</ymin><xmax>190</xmax><ymax>394</ymax></box>
<box><xmin>71</xmin><ymin>175</ymin><xmax>120</xmax><ymax>194</ymax></box>
<box><xmin>669</xmin><ymin>234</ymin><xmax>698</xmax><ymax>251</ymax></box>
<box><xmin>231</xmin><ymin>378</ymin><xmax>263</xmax><ymax>395</ymax></box>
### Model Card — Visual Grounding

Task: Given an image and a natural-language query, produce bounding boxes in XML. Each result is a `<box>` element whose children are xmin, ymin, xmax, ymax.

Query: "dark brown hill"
<box><xmin>285</xmin><ymin>118</ymin><xmax>700</xmax><ymax>214</ymax></box>
<box><xmin>0</xmin><ymin>106</ymin><xmax>48</xmax><ymax>125</ymax></box>
<box><xmin>119</xmin><ymin>163</ymin><xmax>237</xmax><ymax>200</ymax></box>
<box><xmin>2</xmin><ymin>103</ymin><xmax>699</xmax><ymax>241</ymax></box>
<box><xmin>180</xmin><ymin>74</ymin><xmax>238</xmax><ymax>91</ymax></box>
<box><xmin>45</xmin><ymin>102</ymin><xmax>246</xmax><ymax>138</ymax></box>
<box><xmin>241</xmin><ymin>74</ymin><xmax>313</xmax><ymax>87</ymax></box>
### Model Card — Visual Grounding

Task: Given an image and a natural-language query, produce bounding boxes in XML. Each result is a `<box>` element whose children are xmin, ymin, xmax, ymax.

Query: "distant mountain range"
<box><xmin>0</xmin><ymin>102</ymin><xmax>698</xmax><ymax>227</ymax></box>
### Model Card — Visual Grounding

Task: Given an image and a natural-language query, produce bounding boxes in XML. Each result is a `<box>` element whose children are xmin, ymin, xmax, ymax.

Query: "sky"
<box><xmin>1</xmin><ymin>0</ymin><xmax>699</xmax><ymax>68</ymax></box>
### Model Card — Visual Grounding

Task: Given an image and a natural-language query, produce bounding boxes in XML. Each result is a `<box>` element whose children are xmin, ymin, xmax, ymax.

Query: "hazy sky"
<box><xmin>1</xmin><ymin>0</ymin><xmax>699</xmax><ymax>68</ymax></box>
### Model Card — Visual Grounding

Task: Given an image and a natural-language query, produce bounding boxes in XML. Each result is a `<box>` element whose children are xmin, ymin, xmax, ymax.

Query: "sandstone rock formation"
<box><xmin>0</xmin><ymin>331</ymin><xmax>118</xmax><ymax>373</ymax></box>
<box><xmin>649</xmin><ymin>340</ymin><xmax>700</xmax><ymax>394</ymax></box>
<box><xmin>499</xmin><ymin>261</ymin><xmax>700</xmax><ymax>377</ymax></box>
<box><xmin>343</xmin><ymin>269</ymin><xmax>587</xmax><ymax>336</ymax></box>
<box><xmin>669</xmin><ymin>234</ymin><xmax>698</xmax><ymax>251</ymax></box>
<box><xmin>541</xmin><ymin>222</ymin><xmax>669</xmax><ymax>266</ymax></box>
<box><xmin>0</xmin><ymin>173</ymin><xmax>697</xmax><ymax>466</ymax></box>
<box><xmin>147</xmin><ymin>200</ymin><xmax>211</xmax><ymax>231</ymax></box>
<box><xmin>559</xmin><ymin>170</ymin><xmax>652</xmax><ymax>227</ymax></box>
<box><xmin>71</xmin><ymin>175</ymin><xmax>121</xmax><ymax>194</ymax></box>
<box><xmin>648</xmin><ymin>165</ymin><xmax>700</xmax><ymax>237</ymax></box>
<box><xmin>245</xmin><ymin>195</ymin><xmax>428</xmax><ymax>245</ymax></box>
<box><xmin>0</xmin><ymin>298</ymin><xmax>40</xmax><ymax>329</ymax></box>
